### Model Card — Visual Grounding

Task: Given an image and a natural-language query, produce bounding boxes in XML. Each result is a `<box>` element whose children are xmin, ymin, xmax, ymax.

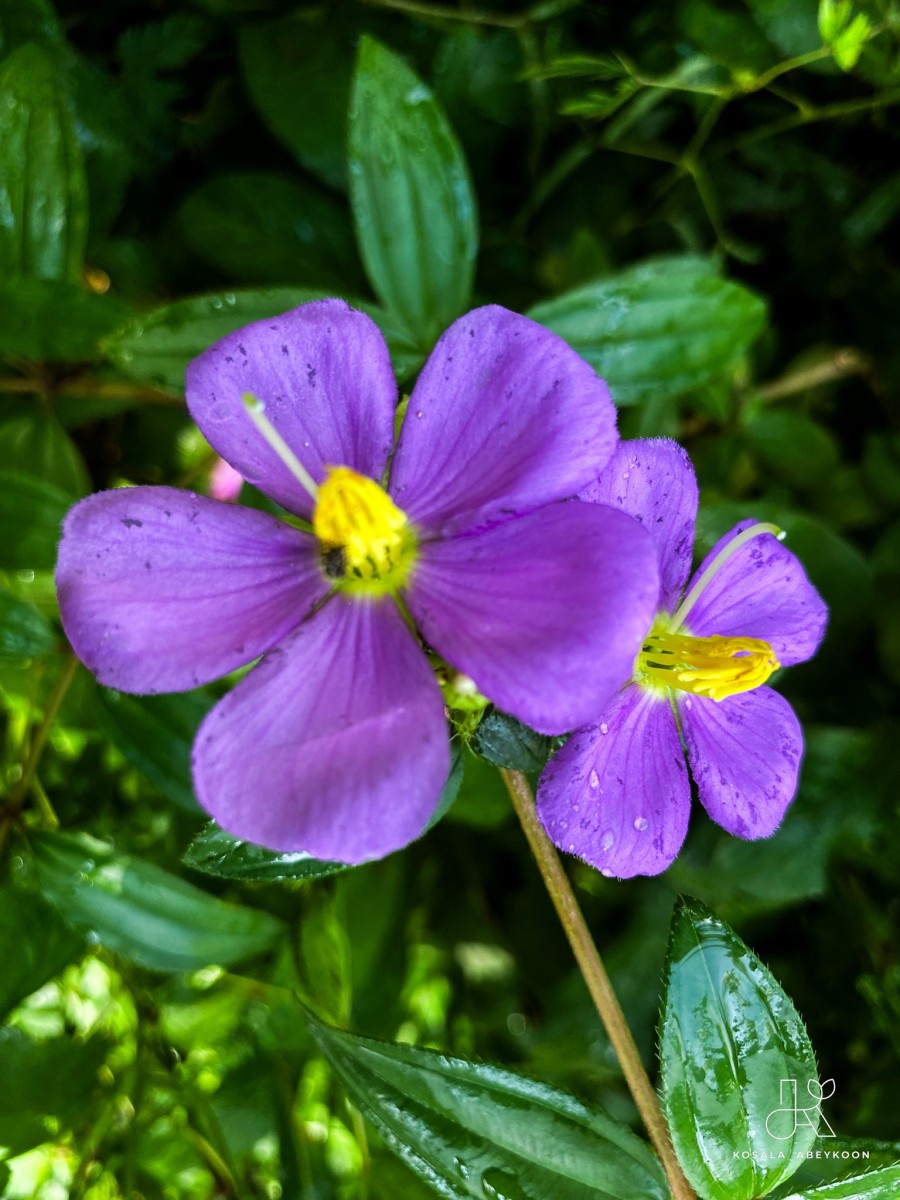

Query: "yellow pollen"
<box><xmin>636</xmin><ymin>629</ymin><xmax>780</xmax><ymax>702</ymax></box>
<box><xmin>312</xmin><ymin>466</ymin><xmax>416</xmax><ymax>594</ymax></box>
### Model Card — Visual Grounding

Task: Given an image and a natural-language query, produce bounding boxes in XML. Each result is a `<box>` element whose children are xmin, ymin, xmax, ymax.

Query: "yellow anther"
<box><xmin>636</xmin><ymin>629</ymin><xmax>780</xmax><ymax>702</ymax></box>
<box><xmin>313</xmin><ymin>466</ymin><xmax>416</xmax><ymax>594</ymax></box>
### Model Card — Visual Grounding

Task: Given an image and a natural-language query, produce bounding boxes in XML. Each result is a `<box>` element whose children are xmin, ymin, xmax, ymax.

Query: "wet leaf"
<box><xmin>310</xmin><ymin>1015</ymin><xmax>669</xmax><ymax>1200</ymax></box>
<box><xmin>32</xmin><ymin>831</ymin><xmax>285</xmax><ymax>973</ymax></box>
<box><xmin>0</xmin><ymin>470</ymin><xmax>70</xmax><ymax>570</ymax></box>
<box><xmin>0</xmin><ymin>588</ymin><xmax>57</xmax><ymax>663</ymax></box>
<box><xmin>0</xmin><ymin>885</ymin><xmax>82</xmax><ymax>1018</ymax></box>
<box><xmin>660</xmin><ymin>897</ymin><xmax>819</xmax><ymax>1200</ymax></box>
<box><xmin>782</xmin><ymin>1164</ymin><xmax>900</xmax><ymax>1199</ymax></box>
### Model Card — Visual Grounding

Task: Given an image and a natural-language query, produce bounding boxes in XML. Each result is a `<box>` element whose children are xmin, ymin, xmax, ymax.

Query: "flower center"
<box><xmin>313</xmin><ymin>466</ymin><xmax>416</xmax><ymax>595</ymax></box>
<box><xmin>636</xmin><ymin>626</ymin><xmax>780</xmax><ymax>702</ymax></box>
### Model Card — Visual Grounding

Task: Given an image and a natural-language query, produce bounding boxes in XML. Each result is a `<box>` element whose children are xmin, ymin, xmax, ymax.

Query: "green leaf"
<box><xmin>310</xmin><ymin>1015</ymin><xmax>669</xmax><ymax>1200</ymax></box>
<box><xmin>781</xmin><ymin>1165</ymin><xmax>900</xmax><ymax>1199</ymax></box>
<box><xmin>527</xmin><ymin>256</ymin><xmax>767</xmax><ymax>408</ymax></box>
<box><xmin>103</xmin><ymin>288</ymin><xmax>416</xmax><ymax>395</ymax></box>
<box><xmin>0</xmin><ymin>406</ymin><xmax>90</xmax><ymax>495</ymax></box>
<box><xmin>94</xmin><ymin>686</ymin><xmax>214</xmax><ymax>813</ymax></box>
<box><xmin>0</xmin><ymin>470</ymin><xmax>70</xmax><ymax>570</ymax></box>
<box><xmin>470</xmin><ymin>709</ymin><xmax>558</xmax><ymax>772</ymax></box>
<box><xmin>349</xmin><ymin>37</ymin><xmax>478</xmax><ymax>347</ymax></box>
<box><xmin>660</xmin><ymin>897</ymin><xmax>819</xmax><ymax>1200</ymax></box>
<box><xmin>177</xmin><ymin>172</ymin><xmax>363</xmax><ymax>290</ymax></box>
<box><xmin>239</xmin><ymin>16</ymin><xmax>351</xmax><ymax>190</ymax></box>
<box><xmin>32</xmin><ymin>831</ymin><xmax>285</xmax><ymax>973</ymax></box>
<box><xmin>184</xmin><ymin>822</ymin><xmax>349</xmax><ymax>883</ymax></box>
<box><xmin>0</xmin><ymin>42</ymin><xmax>87</xmax><ymax>282</ymax></box>
<box><xmin>0</xmin><ymin>588</ymin><xmax>56</xmax><ymax>662</ymax></box>
<box><xmin>0</xmin><ymin>278</ymin><xmax>130</xmax><ymax>363</ymax></box>
<box><xmin>0</xmin><ymin>885</ymin><xmax>82</xmax><ymax>1018</ymax></box>
<box><xmin>0</xmin><ymin>1028</ymin><xmax>107</xmax><ymax>1159</ymax></box>
<box><xmin>744</xmin><ymin>411</ymin><xmax>840</xmax><ymax>490</ymax></box>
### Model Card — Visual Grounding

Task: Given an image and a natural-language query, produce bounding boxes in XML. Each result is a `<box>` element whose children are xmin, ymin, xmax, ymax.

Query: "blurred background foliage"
<box><xmin>1</xmin><ymin>0</ymin><xmax>900</xmax><ymax>1195</ymax></box>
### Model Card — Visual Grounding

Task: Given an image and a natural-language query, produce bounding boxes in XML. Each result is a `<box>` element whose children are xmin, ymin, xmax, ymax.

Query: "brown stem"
<box><xmin>501</xmin><ymin>768</ymin><xmax>695</xmax><ymax>1200</ymax></box>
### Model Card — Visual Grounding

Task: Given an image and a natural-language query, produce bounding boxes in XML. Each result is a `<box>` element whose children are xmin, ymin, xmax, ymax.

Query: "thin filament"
<box><xmin>242</xmin><ymin>393</ymin><xmax>319</xmax><ymax>502</ymax></box>
<box><xmin>672</xmin><ymin>521</ymin><xmax>783</xmax><ymax>628</ymax></box>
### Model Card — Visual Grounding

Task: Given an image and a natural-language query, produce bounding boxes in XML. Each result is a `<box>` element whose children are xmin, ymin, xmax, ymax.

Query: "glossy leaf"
<box><xmin>0</xmin><ymin>278</ymin><xmax>130</xmax><ymax>363</ymax></box>
<box><xmin>0</xmin><ymin>470</ymin><xmax>70</xmax><ymax>570</ymax></box>
<box><xmin>103</xmin><ymin>288</ymin><xmax>417</xmax><ymax>394</ymax></box>
<box><xmin>528</xmin><ymin>256</ymin><xmax>766</xmax><ymax>408</ymax></box>
<box><xmin>470</xmin><ymin>709</ymin><xmax>558</xmax><ymax>772</ymax></box>
<box><xmin>660</xmin><ymin>897</ymin><xmax>819</xmax><ymax>1200</ymax></box>
<box><xmin>781</xmin><ymin>1165</ymin><xmax>900</xmax><ymax>1199</ymax></box>
<box><xmin>32</xmin><ymin>831</ymin><xmax>285</xmax><ymax>973</ymax></box>
<box><xmin>0</xmin><ymin>885</ymin><xmax>82</xmax><ymax>1018</ymax></box>
<box><xmin>177</xmin><ymin>172</ymin><xmax>363</xmax><ymax>290</ymax></box>
<box><xmin>349</xmin><ymin>37</ymin><xmax>478</xmax><ymax>347</ymax></box>
<box><xmin>310</xmin><ymin>1016</ymin><xmax>669</xmax><ymax>1200</ymax></box>
<box><xmin>184</xmin><ymin>822</ymin><xmax>349</xmax><ymax>882</ymax></box>
<box><xmin>94</xmin><ymin>686</ymin><xmax>213</xmax><ymax>813</ymax></box>
<box><xmin>0</xmin><ymin>588</ymin><xmax>56</xmax><ymax>663</ymax></box>
<box><xmin>0</xmin><ymin>42</ymin><xmax>87</xmax><ymax>281</ymax></box>
<box><xmin>239</xmin><ymin>16</ymin><xmax>351</xmax><ymax>190</ymax></box>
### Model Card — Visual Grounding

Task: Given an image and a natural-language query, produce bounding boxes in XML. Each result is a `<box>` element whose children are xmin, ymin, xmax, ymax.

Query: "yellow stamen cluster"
<box><xmin>313</xmin><ymin>466</ymin><xmax>416</xmax><ymax>594</ymax></box>
<box><xmin>637</xmin><ymin>629</ymin><xmax>780</xmax><ymax>702</ymax></box>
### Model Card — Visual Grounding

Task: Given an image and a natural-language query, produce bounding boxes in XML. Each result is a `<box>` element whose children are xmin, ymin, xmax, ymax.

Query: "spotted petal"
<box><xmin>537</xmin><ymin>685</ymin><xmax>690</xmax><ymax>878</ymax></box>
<box><xmin>192</xmin><ymin>596</ymin><xmax>450</xmax><ymax>864</ymax></box>
<box><xmin>681</xmin><ymin>520</ymin><xmax>827</xmax><ymax>666</ymax></box>
<box><xmin>56</xmin><ymin>487</ymin><xmax>325</xmax><ymax>693</ymax></box>
<box><xmin>679</xmin><ymin>686</ymin><xmax>803</xmax><ymax>839</ymax></box>
<box><xmin>186</xmin><ymin>299</ymin><xmax>397</xmax><ymax>519</ymax></box>
<box><xmin>582</xmin><ymin>438</ymin><xmax>697</xmax><ymax>611</ymax></box>
<box><xmin>389</xmin><ymin>306</ymin><xmax>617</xmax><ymax>534</ymax></box>
<box><xmin>407</xmin><ymin>501</ymin><xmax>659</xmax><ymax>735</ymax></box>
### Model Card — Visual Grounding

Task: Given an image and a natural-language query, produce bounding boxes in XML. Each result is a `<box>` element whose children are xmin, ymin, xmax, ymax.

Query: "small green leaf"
<box><xmin>660</xmin><ymin>897</ymin><xmax>819</xmax><ymax>1200</ymax></box>
<box><xmin>177</xmin><ymin>172</ymin><xmax>363</xmax><ymax>290</ymax></box>
<box><xmin>0</xmin><ymin>588</ymin><xmax>56</xmax><ymax>662</ymax></box>
<box><xmin>470</xmin><ymin>709</ymin><xmax>558</xmax><ymax>772</ymax></box>
<box><xmin>0</xmin><ymin>885</ymin><xmax>82</xmax><ymax>1018</ymax></box>
<box><xmin>349</xmin><ymin>37</ymin><xmax>478</xmax><ymax>347</ymax></box>
<box><xmin>782</xmin><ymin>1165</ymin><xmax>900</xmax><ymax>1199</ymax></box>
<box><xmin>831</xmin><ymin>13</ymin><xmax>870</xmax><ymax>70</ymax></box>
<box><xmin>184</xmin><ymin>822</ymin><xmax>349</xmax><ymax>883</ymax></box>
<box><xmin>94</xmin><ymin>686</ymin><xmax>213</xmax><ymax>813</ymax></box>
<box><xmin>744</xmin><ymin>411</ymin><xmax>840</xmax><ymax>491</ymax></box>
<box><xmin>103</xmin><ymin>288</ymin><xmax>416</xmax><ymax>395</ymax></box>
<box><xmin>310</xmin><ymin>1016</ymin><xmax>669</xmax><ymax>1200</ymax></box>
<box><xmin>0</xmin><ymin>470</ymin><xmax>70</xmax><ymax>570</ymax></box>
<box><xmin>32</xmin><ymin>831</ymin><xmax>285</xmax><ymax>973</ymax></box>
<box><xmin>528</xmin><ymin>256</ymin><xmax>767</xmax><ymax>408</ymax></box>
<box><xmin>239</xmin><ymin>15</ymin><xmax>351</xmax><ymax>190</ymax></box>
<box><xmin>0</xmin><ymin>42</ymin><xmax>87</xmax><ymax>281</ymax></box>
<box><xmin>0</xmin><ymin>407</ymin><xmax>90</xmax><ymax>496</ymax></box>
<box><xmin>0</xmin><ymin>278</ymin><xmax>130</xmax><ymax>363</ymax></box>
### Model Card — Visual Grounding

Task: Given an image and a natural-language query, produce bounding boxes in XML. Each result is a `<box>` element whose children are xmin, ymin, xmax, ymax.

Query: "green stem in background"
<box><xmin>0</xmin><ymin>652</ymin><xmax>78</xmax><ymax>852</ymax></box>
<box><xmin>500</xmin><ymin>768</ymin><xmax>696</xmax><ymax>1200</ymax></box>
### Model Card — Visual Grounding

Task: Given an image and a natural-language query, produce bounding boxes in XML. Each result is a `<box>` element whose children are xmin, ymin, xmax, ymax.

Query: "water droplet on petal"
<box><xmin>633</xmin><ymin>817</ymin><xmax>649</xmax><ymax>832</ymax></box>
<box><xmin>600</xmin><ymin>868</ymin><xmax>614</xmax><ymax>878</ymax></box>
<box><xmin>599</xmin><ymin>722</ymin><xmax>609</xmax><ymax>735</ymax></box>
<box><xmin>589</xmin><ymin>769</ymin><xmax>599</xmax><ymax>789</ymax></box>
<box><xmin>601</xmin><ymin>831</ymin><xmax>615</xmax><ymax>852</ymax></box>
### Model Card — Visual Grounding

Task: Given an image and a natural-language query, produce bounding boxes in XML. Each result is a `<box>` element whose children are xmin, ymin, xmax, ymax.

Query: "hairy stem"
<box><xmin>501</xmin><ymin>768</ymin><xmax>695</xmax><ymax>1200</ymax></box>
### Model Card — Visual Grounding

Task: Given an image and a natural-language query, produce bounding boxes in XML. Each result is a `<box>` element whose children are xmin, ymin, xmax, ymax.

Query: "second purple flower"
<box><xmin>57</xmin><ymin>300</ymin><xmax>660</xmax><ymax>864</ymax></box>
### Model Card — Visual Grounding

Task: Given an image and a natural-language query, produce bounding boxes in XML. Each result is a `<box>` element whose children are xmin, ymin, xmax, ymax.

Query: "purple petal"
<box><xmin>581</xmin><ymin>438</ymin><xmax>697</xmax><ymax>611</ymax></box>
<box><xmin>407</xmin><ymin>501</ymin><xmax>660</xmax><ymax>735</ymax></box>
<box><xmin>389</xmin><ymin>306</ymin><xmax>617</xmax><ymax>534</ymax></box>
<box><xmin>537</xmin><ymin>686</ymin><xmax>690</xmax><ymax>878</ymax></box>
<box><xmin>186</xmin><ymin>299</ymin><xmax>397</xmax><ymax>519</ymax></box>
<box><xmin>56</xmin><ymin>487</ymin><xmax>325</xmax><ymax>693</ymax></box>
<box><xmin>192</xmin><ymin>596</ymin><xmax>450</xmax><ymax>863</ymax></box>
<box><xmin>682</xmin><ymin>520</ymin><xmax>828</xmax><ymax>665</ymax></box>
<box><xmin>679</xmin><ymin>686</ymin><xmax>803</xmax><ymax>839</ymax></box>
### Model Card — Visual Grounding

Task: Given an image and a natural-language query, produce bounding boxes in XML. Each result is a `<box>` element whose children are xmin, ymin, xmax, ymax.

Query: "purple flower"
<box><xmin>537</xmin><ymin>438</ymin><xmax>828</xmax><ymax>879</ymax></box>
<box><xmin>57</xmin><ymin>300</ymin><xmax>661</xmax><ymax>864</ymax></box>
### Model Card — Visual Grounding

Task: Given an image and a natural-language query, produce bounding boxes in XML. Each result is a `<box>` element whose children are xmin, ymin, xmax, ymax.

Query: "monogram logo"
<box><xmin>765</xmin><ymin>1079</ymin><xmax>836</xmax><ymax>1141</ymax></box>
